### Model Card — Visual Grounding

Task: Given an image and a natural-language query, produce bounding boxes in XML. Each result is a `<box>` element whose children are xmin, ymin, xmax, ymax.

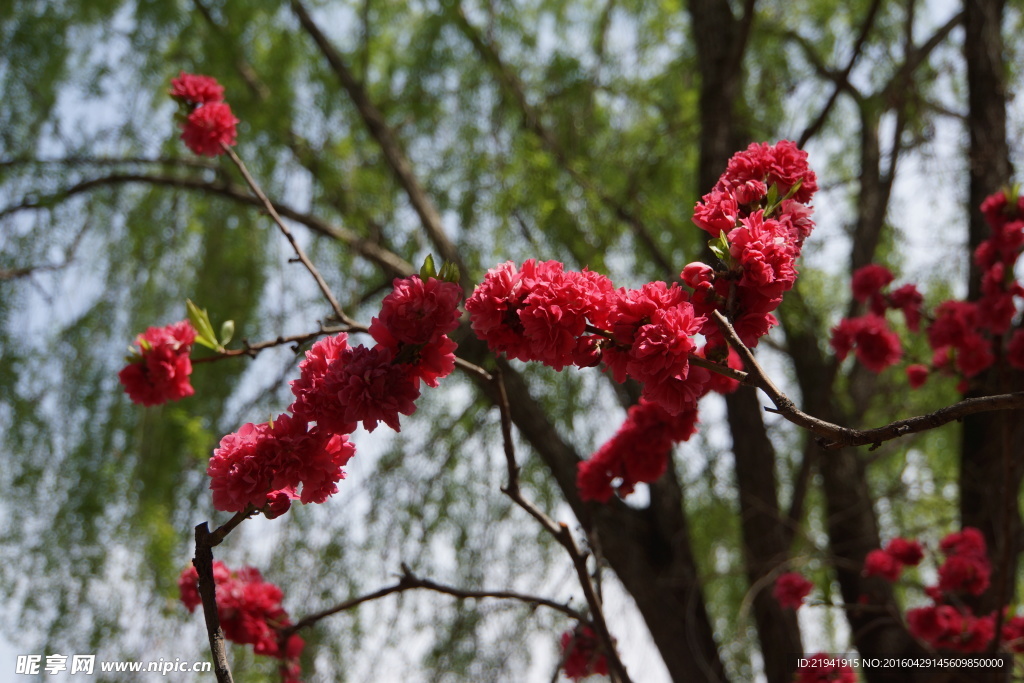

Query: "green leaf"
<box><xmin>438</xmin><ymin>261</ymin><xmax>460</xmax><ymax>284</ymax></box>
<box><xmin>219</xmin><ymin>320</ymin><xmax>235</xmax><ymax>346</ymax></box>
<box><xmin>186</xmin><ymin>299</ymin><xmax>220</xmax><ymax>351</ymax></box>
<box><xmin>420</xmin><ymin>254</ymin><xmax>437</xmax><ymax>280</ymax></box>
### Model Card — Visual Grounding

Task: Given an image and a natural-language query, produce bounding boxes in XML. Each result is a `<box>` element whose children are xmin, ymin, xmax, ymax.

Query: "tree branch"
<box><xmin>193</xmin><ymin>523</ymin><xmax>235</xmax><ymax>683</ymax></box>
<box><xmin>290</xmin><ymin>0</ymin><xmax>465</xmax><ymax>280</ymax></box>
<box><xmin>491</xmin><ymin>368</ymin><xmax>632</xmax><ymax>683</ymax></box>
<box><xmin>222</xmin><ymin>145</ymin><xmax>352</xmax><ymax>326</ymax></box>
<box><xmin>712</xmin><ymin>310</ymin><xmax>1024</xmax><ymax>450</ymax></box>
<box><xmin>282</xmin><ymin>565</ymin><xmax>584</xmax><ymax>637</ymax></box>
<box><xmin>0</xmin><ymin>171</ymin><xmax>414</xmax><ymax>278</ymax></box>
<box><xmin>797</xmin><ymin>0</ymin><xmax>883</xmax><ymax>147</ymax></box>
<box><xmin>448</xmin><ymin>1</ymin><xmax>675</xmax><ymax>277</ymax></box>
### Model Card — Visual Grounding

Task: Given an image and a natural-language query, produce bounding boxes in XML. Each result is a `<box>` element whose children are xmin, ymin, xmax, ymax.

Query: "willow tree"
<box><xmin>1</xmin><ymin>0</ymin><xmax>1021</xmax><ymax>682</ymax></box>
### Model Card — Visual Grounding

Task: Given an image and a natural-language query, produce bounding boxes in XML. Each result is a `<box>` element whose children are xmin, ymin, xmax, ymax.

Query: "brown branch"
<box><xmin>192</xmin><ymin>325</ymin><xmax>354</xmax><ymax>364</ymax></box>
<box><xmin>282</xmin><ymin>565</ymin><xmax>584</xmax><ymax>637</ymax></box>
<box><xmin>797</xmin><ymin>0</ymin><xmax>883</xmax><ymax>147</ymax></box>
<box><xmin>449</xmin><ymin>2</ymin><xmax>674</xmax><ymax>277</ymax></box>
<box><xmin>223</xmin><ymin>145</ymin><xmax>353</xmax><ymax>326</ymax></box>
<box><xmin>0</xmin><ymin>172</ymin><xmax>414</xmax><ymax>278</ymax></box>
<box><xmin>290</xmin><ymin>0</ymin><xmax>465</xmax><ymax>280</ymax></box>
<box><xmin>0</xmin><ymin>219</ymin><xmax>90</xmax><ymax>282</ymax></box>
<box><xmin>193</xmin><ymin>523</ymin><xmax>235</xmax><ymax>683</ymax></box>
<box><xmin>491</xmin><ymin>368</ymin><xmax>632</xmax><ymax>683</ymax></box>
<box><xmin>712</xmin><ymin>310</ymin><xmax>1024</xmax><ymax>450</ymax></box>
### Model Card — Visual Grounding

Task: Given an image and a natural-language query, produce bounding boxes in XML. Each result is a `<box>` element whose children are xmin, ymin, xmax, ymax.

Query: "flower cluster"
<box><xmin>862</xmin><ymin>537</ymin><xmax>924</xmax><ymax>581</ymax></box>
<box><xmin>179</xmin><ymin>562</ymin><xmax>303</xmax><ymax>682</ymax></box>
<box><xmin>794</xmin><ymin>653</ymin><xmax>857</xmax><ymax>683</ymax></box>
<box><xmin>835</xmin><ymin>189</ymin><xmax>1024</xmax><ymax>386</ymax></box>
<box><xmin>207</xmin><ymin>275</ymin><xmax>461</xmax><ymax>513</ymax></box>
<box><xmin>170</xmin><ymin>72</ymin><xmax>238</xmax><ymax>156</ymax></box>
<box><xmin>559</xmin><ymin>625</ymin><xmax>608</xmax><ymax>680</ymax></box>
<box><xmin>688</xmin><ymin>140</ymin><xmax>818</xmax><ymax>347</ymax></box>
<box><xmin>467</xmin><ymin>261</ymin><xmax>747</xmax><ymax>420</ymax></box>
<box><xmin>576</xmin><ymin>346</ymin><xmax>741</xmax><ymax>502</ymax></box>
<box><xmin>861</xmin><ymin>528</ymin><xmax>1000</xmax><ymax>653</ymax></box>
<box><xmin>829</xmin><ymin>264</ymin><xmax>923</xmax><ymax>373</ymax></box>
<box><xmin>772</xmin><ymin>572</ymin><xmax>814</xmax><ymax>610</ymax></box>
<box><xmin>118</xmin><ymin>320</ymin><xmax>197</xmax><ymax>406</ymax></box>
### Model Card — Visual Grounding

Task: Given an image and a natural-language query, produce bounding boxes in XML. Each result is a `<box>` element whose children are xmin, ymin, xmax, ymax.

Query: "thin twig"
<box><xmin>192</xmin><ymin>325</ymin><xmax>354</xmax><ymax>364</ymax></box>
<box><xmin>0</xmin><ymin>172</ymin><xmax>414</xmax><ymax>277</ymax></box>
<box><xmin>282</xmin><ymin>565</ymin><xmax>583</xmax><ymax>637</ymax></box>
<box><xmin>193</xmin><ymin>523</ymin><xmax>235</xmax><ymax>683</ymax></box>
<box><xmin>492</xmin><ymin>368</ymin><xmax>632</xmax><ymax>683</ymax></box>
<box><xmin>222</xmin><ymin>145</ymin><xmax>354</xmax><ymax>327</ymax></box>
<box><xmin>711</xmin><ymin>310</ymin><xmax>1024</xmax><ymax>450</ymax></box>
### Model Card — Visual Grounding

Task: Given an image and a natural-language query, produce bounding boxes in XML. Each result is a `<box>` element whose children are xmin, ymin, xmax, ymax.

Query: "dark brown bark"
<box><xmin>688</xmin><ymin>1</ymin><xmax>803</xmax><ymax>678</ymax></box>
<box><xmin>961</xmin><ymin>6</ymin><xmax>1020</xmax><ymax>680</ymax></box>
<box><xmin>463</xmin><ymin>350</ymin><xmax>729</xmax><ymax>682</ymax></box>
<box><xmin>726</xmin><ymin>389</ymin><xmax>802</xmax><ymax>683</ymax></box>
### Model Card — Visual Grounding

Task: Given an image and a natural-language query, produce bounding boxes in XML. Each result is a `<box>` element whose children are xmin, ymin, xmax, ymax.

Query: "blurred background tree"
<box><xmin>1</xmin><ymin>0</ymin><xmax>1020</xmax><ymax>681</ymax></box>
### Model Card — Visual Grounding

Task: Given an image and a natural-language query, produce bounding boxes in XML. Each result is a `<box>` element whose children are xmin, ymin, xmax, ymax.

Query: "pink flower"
<box><xmin>170</xmin><ymin>72</ymin><xmax>225</xmax><ymax>104</ymax></box>
<box><xmin>851</xmin><ymin>264</ymin><xmax>894</xmax><ymax>303</ymax></box>
<box><xmin>289</xmin><ymin>333</ymin><xmax>356</xmax><ymax>434</ymax></box>
<box><xmin>206</xmin><ymin>414</ymin><xmax>355</xmax><ymax>511</ymax></box>
<box><xmin>937</xmin><ymin>527</ymin><xmax>990</xmax><ymax>596</ymax></box>
<box><xmin>863</xmin><ymin>549</ymin><xmax>902</xmax><ymax>581</ymax></box>
<box><xmin>722</xmin><ymin>140</ymin><xmax>819</xmax><ymax>205</ymax></box>
<box><xmin>559</xmin><ymin>626</ymin><xmax>608</xmax><ymax>680</ymax></box>
<box><xmin>178</xmin><ymin>562</ymin><xmax>304</xmax><ymax>672</ymax></box>
<box><xmin>1003</xmin><ymin>615</ymin><xmax>1024</xmax><ymax>653</ymax></box>
<box><xmin>830</xmin><ymin>315</ymin><xmax>902</xmax><ymax>372</ymax></box>
<box><xmin>794</xmin><ymin>653</ymin><xmax>856</xmax><ymax>683</ymax></box>
<box><xmin>772</xmin><ymin>572</ymin><xmax>813</xmax><ymax>609</ymax></box>
<box><xmin>118</xmin><ymin>320</ymin><xmax>197</xmax><ymax>406</ymax></box>
<box><xmin>907</xmin><ymin>605</ymin><xmax>994</xmax><ymax>653</ymax></box>
<box><xmin>888</xmin><ymin>283</ymin><xmax>924</xmax><ymax>331</ymax></box>
<box><xmin>692</xmin><ymin>188</ymin><xmax>740</xmax><ymax>236</ymax></box>
<box><xmin>906</xmin><ymin>364</ymin><xmax>929</xmax><ymax>389</ymax></box>
<box><xmin>937</xmin><ymin>555</ymin><xmax>990</xmax><ymax>596</ymax></box>
<box><xmin>180</xmin><ymin>101</ymin><xmax>239</xmax><ymax>156</ymax></box>
<box><xmin>370</xmin><ymin>275</ymin><xmax>462</xmax><ymax>346</ymax></box>
<box><xmin>885</xmin><ymin>537</ymin><xmax>924</xmax><ymax>566</ymax></box>
<box><xmin>577</xmin><ymin>400</ymin><xmax>699</xmax><ymax>502</ymax></box>
<box><xmin>326</xmin><ymin>344</ymin><xmax>420</xmax><ymax>432</ymax></box>
<box><xmin>940</xmin><ymin>527</ymin><xmax>986</xmax><ymax>558</ymax></box>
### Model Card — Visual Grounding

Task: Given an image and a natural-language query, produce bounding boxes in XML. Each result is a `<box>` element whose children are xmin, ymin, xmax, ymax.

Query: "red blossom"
<box><xmin>830</xmin><ymin>315</ymin><xmax>903</xmax><ymax>373</ymax></box>
<box><xmin>1003</xmin><ymin>615</ymin><xmax>1024</xmax><ymax>653</ymax></box>
<box><xmin>370</xmin><ymin>275</ymin><xmax>462</xmax><ymax>346</ymax></box>
<box><xmin>169</xmin><ymin>72</ymin><xmax>225</xmax><ymax>104</ymax></box>
<box><xmin>180</xmin><ymin>101</ymin><xmax>239</xmax><ymax>156</ymax></box>
<box><xmin>907</xmin><ymin>605</ymin><xmax>994</xmax><ymax>653</ymax></box>
<box><xmin>559</xmin><ymin>626</ymin><xmax>609</xmax><ymax>680</ymax></box>
<box><xmin>888</xmin><ymin>283</ymin><xmax>924</xmax><ymax>331</ymax></box>
<box><xmin>206</xmin><ymin>414</ymin><xmax>355</xmax><ymax>511</ymax></box>
<box><xmin>851</xmin><ymin>264</ymin><xmax>895</xmax><ymax>303</ymax></box>
<box><xmin>906</xmin><ymin>364</ymin><xmax>929</xmax><ymax>389</ymax></box>
<box><xmin>118</xmin><ymin>320</ymin><xmax>197</xmax><ymax>406</ymax></box>
<box><xmin>289</xmin><ymin>333</ymin><xmax>357</xmax><ymax>435</ymax></box>
<box><xmin>885</xmin><ymin>537</ymin><xmax>924</xmax><ymax>566</ymax></box>
<box><xmin>863</xmin><ymin>549</ymin><xmax>903</xmax><ymax>581</ymax></box>
<box><xmin>936</xmin><ymin>527</ymin><xmax>991</xmax><ymax>597</ymax></box>
<box><xmin>178</xmin><ymin>562</ymin><xmax>304</xmax><ymax>674</ymax></box>
<box><xmin>772</xmin><ymin>572</ymin><xmax>813</xmax><ymax>609</ymax></box>
<box><xmin>577</xmin><ymin>400</ymin><xmax>698</xmax><ymax>502</ymax></box>
<box><xmin>326</xmin><ymin>344</ymin><xmax>421</xmax><ymax>432</ymax></box>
